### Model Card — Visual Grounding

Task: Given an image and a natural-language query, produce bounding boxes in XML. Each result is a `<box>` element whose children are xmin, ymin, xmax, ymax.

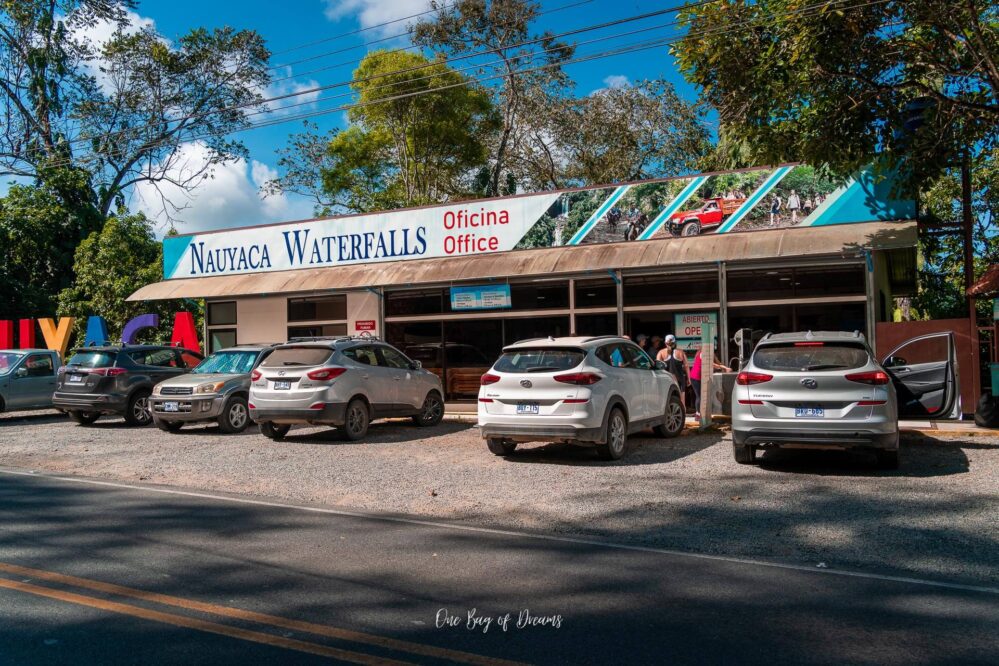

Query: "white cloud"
<box><xmin>602</xmin><ymin>75</ymin><xmax>630</xmax><ymax>89</ymax></box>
<box><xmin>260</xmin><ymin>67</ymin><xmax>321</xmax><ymax>118</ymax></box>
<box><xmin>322</xmin><ymin>0</ymin><xmax>435</xmax><ymax>38</ymax></box>
<box><xmin>133</xmin><ymin>141</ymin><xmax>315</xmax><ymax>234</ymax></box>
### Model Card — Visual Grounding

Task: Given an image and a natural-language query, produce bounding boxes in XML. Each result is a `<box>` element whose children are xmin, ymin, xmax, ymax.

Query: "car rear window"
<box><xmin>753</xmin><ymin>342</ymin><xmax>870</xmax><ymax>372</ymax></box>
<box><xmin>67</xmin><ymin>351</ymin><xmax>117</xmax><ymax>368</ymax></box>
<box><xmin>493</xmin><ymin>348</ymin><xmax>585</xmax><ymax>373</ymax></box>
<box><xmin>261</xmin><ymin>347</ymin><xmax>333</xmax><ymax>367</ymax></box>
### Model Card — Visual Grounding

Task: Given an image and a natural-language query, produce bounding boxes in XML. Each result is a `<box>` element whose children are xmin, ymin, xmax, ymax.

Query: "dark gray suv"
<box><xmin>53</xmin><ymin>345</ymin><xmax>204</xmax><ymax>426</ymax></box>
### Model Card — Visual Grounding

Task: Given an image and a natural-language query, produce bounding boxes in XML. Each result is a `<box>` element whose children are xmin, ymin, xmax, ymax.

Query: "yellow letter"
<box><xmin>38</xmin><ymin>317</ymin><xmax>75</xmax><ymax>358</ymax></box>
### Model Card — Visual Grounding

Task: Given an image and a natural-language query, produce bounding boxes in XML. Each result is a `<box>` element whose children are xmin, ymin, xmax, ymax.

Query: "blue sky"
<box><xmin>35</xmin><ymin>1</ymin><xmax>706</xmax><ymax>232</ymax></box>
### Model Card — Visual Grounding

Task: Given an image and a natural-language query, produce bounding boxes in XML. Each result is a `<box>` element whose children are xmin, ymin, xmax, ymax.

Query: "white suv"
<box><xmin>477</xmin><ymin>336</ymin><xmax>685</xmax><ymax>460</ymax></box>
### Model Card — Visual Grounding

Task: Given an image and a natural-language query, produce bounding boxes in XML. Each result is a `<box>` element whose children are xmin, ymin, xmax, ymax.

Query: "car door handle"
<box><xmin>394</xmin><ymin>376</ymin><xmax>402</xmax><ymax>381</ymax></box>
<box><xmin>894</xmin><ymin>367</ymin><xmax>911</xmax><ymax>373</ymax></box>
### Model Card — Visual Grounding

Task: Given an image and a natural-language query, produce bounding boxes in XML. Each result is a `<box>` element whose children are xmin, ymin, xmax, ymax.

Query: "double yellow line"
<box><xmin>0</xmin><ymin>562</ymin><xmax>524</xmax><ymax>665</ymax></box>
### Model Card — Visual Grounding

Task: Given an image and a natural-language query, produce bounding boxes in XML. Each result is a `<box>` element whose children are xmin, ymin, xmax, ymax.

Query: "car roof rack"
<box><xmin>583</xmin><ymin>335</ymin><xmax>624</xmax><ymax>343</ymax></box>
<box><xmin>286</xmin><ymin>335</ymin><xmax>383</xmax><ymax>344</ymax></box>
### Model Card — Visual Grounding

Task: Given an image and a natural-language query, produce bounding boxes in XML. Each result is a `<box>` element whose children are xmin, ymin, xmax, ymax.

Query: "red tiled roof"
<box><xmin>968</xmin><ymin>265</ymin><xmax>999</xmax><ymax>296</ymax></box>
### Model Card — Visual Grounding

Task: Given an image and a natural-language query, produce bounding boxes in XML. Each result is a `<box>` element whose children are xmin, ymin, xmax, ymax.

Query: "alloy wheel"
<box><xmin>134</xmin><ymin>396</ymin><xmax>151</xmax><ymax>424</ymax></box>
<box><xmin>229</xmin><ymin>403</ymin><xmax>248</xmax><ymax>430</ymax></box>
<box><xmin>422</xmin><ymin>395</ymin><xmax>443</xmax><ymax>423</ymax></box>
<box><xmin>609</xmin><ymin>413</ymin><xmax>626</xmax><ymax>456</ymax></box>
<box><xmin>667</xmin><ymin>401</ymin><xmax>684</xmax><ymax>433</ymax></box>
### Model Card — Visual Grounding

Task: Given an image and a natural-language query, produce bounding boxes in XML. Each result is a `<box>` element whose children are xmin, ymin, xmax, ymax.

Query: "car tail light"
<box><xmin>857</xmin><ymin>400</ymin><xmax>887</xmax><ymax>406</ymax></box>
<box><xmin>307</xmin><ymin>367</ymin><xmax>346</xmax><ymax>381</ymax></box>
<box><xmin>738</xmin><ymin>399</ymin><xmax>764</xmax><ymax>405</ymax></box>
<box><xmin>794</xmin><ymin>341</ymin><xmax>824</xmax><ymax>346</ymax></box>
<box><xmin>736</xmin><ymin>372</ymin><xmax>772</xmax><ymax>385</ymax></box>
<box><xmin>91</xmin><ymin>367</ymin><xmax>127</xmax><ymax>377</ymax></box>
<box><xmin>554</xmin><ymin>372</ymin><xmax>602</xmax><ymax>385</ymax></box>
<box><xmin>563</xmin><ymin>398</ymin><xmax>589</xmax><ymax>404</ymax></box>
<box><xmin>480</xmin><ymin>373</ymin><xmax>500</xmax><ymax>385</ymax></box>
<box><xmin>251</xmin><ymin>370</ymin><xmax>261</xmax><ymax>381</ymax></box>
<box><xmin>308</xmin><ymin>402</ymin><xmax>326</xmax><ymax>410</ymax></box>
<box><xmin>478</xmin><ymin>398</ymin><xmax>494</xmax><ymax>403</ymax></box>
<box><xmin>845</xmin><ymin>371</ymin><xmax>890</xmax><ymax>385</ymax></box>
<box><xmin>248</xmin><ymin>402</ymin><xmax>256</xmax><ymax>409</ymax></box>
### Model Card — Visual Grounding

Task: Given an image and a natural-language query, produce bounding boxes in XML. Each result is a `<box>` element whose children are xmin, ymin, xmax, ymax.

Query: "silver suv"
<box><xmin>249</xmin><ymin>337</ymin><xmax>445</xmax><ymax>441</ymax></box>
<box><xmin>731</xmin><ymin>331</ymin><xmax>904</xmax><ymax>467</ymax></box>
<box><xmin>151</xmin><ymin>344</ymin><xmax>278</xmax><ymax>434</ymax></box>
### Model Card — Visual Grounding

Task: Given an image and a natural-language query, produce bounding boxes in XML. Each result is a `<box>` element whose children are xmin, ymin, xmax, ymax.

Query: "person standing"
<box><xmin>636</xmin><ymin>334</ymin><xmax>651</xmax><ymax>356</ymax></box>
<box><xmin>769</xmin><ymin>194</ymin><xmax>782</xmax><ymax>226</ymax></box>
<box><xmin>689</xmin><ymin>348</ymin><xmax>731</xmax><ymax>418</ymax></box>
<box><xmin>787</xmin><ymin>189</ymin><xmax>801</xmax><ymax>224</ymax></box>
<box><xmin>657</xmin><ymin>335</ymin><xmax>690</xmax><ymax>409</ymax></box>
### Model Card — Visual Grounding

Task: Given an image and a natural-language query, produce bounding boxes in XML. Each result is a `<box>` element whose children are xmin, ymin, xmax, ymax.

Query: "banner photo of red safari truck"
<box><xmin>162</xmin><ymin>163</ymin><xmax>916</xmax><ymax>280</ymax></box>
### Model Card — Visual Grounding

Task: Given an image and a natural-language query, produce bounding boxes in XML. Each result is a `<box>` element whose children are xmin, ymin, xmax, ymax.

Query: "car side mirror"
<box><xmin>14</xmin><ymin>367</ymin><xmax>28</xmax><ymax>378</ymax></box>
<box><xmin>654</xmin><ymin>360</ymin><xmax>668</xmax><ymax>371</ymax></box>
<box><xmin>410</xmin><ymin>360</ymin><xmax>422</xmax><ymax>370</ymax></box>
<box><xmin>884</xmin><ymin>356</ymin><xmax>907</xmax><ymax>368</ymax></box>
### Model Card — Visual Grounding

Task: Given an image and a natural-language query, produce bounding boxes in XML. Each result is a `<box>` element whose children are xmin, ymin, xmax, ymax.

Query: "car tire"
<box><xmin>680</xmin><ymin>220</ymin><xmax>701</xmax><ymax>236</ymax></box>
<box><xmin>155</xmin><ymin>419</ymin><xmax>183</xmax><ymax>432</ymax></box>
<box><xmin>412</xmin><ymin>391</ymin><xmax>444</xmax><ymax>427</ymax></box>
<box><xmin>68</xmin><ymin>410</ymin><xmax>100</xmax><ymax>425</ymax></box>
<box><xmin>486</xmin><ymin>438</ymin><xmax>517</xmax><ymax>456</ymax></box>
<box><xmin>124</xmin><ymin>390</ymin><xmax>153</xmax><ymax>427</ymax></box>
<box><xmin>875</xmin><ymin>448</ymin><xmax>899</xmax><ymax>470</ymax></box>
<box><xmin>596</xmin><ymin>408</ymin><xmax>627</xmax><ymax>460</ymax></box>
<box><xmin>342</xmin><ymin>399</ymin><xmax>369</xmax><ymax>441</ymax></box>
<box><xmin>654</xmin><ymin>393</ymin><xmax>685</xmax><ymax>438</ymax></box>
<box><xmin>734</xmin><ymin>444</ymin><xmax>756</xmax><ymax>464</ymax></box>
<box><xmin>260</xmin><ymin>422</ymin><xmax>291</xmax><ymax>440</ymax></box>
<box><xmin>218</xmin><ymin>396</ymin><xmax>250</xmax><ymax>434</ymax></box>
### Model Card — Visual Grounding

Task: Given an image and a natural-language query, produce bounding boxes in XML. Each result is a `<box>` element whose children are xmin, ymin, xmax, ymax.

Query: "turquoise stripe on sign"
<box><xmin>567</xmin><ymin>186</ymin><xmax>631</xmax><ymax>245</ymax></box>
<box><xmin>716</xmin><ymin>166</ymin><xmax>793</xmax><ymax>234</ymax></box>
<box><xmin>162</xmin><ymin>235</ymin><xmax>194</xmax><ymax>279</ymax></box>
<box><xmin>637</xmin><ymin>176</ymin><xmax>708</xmax><ymax>240</ymax></box>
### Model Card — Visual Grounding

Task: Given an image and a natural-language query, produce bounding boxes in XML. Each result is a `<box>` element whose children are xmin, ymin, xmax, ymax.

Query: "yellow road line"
<box><xmin>0</xmin><ymin>562</ymin><xmax>525</xmax><ymax>666</ymax></box>
<box><xmin>0</xmin><ymin>576</ymin><xmax>411</xmax><ymax>664</ymax></box>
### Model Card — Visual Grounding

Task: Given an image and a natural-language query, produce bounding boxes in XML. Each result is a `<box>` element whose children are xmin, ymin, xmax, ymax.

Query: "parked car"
<box><xmin>0</xmin><ymin>349</ymin><xmax>60</xmax><ymax>413</ymax></box>
<box><xmin>248</xmin><ymin>337</ymin><xmax>445</xmax><ymax>441</ymax></box>
<box><xmin>53</xmin><ymin>345</ymin><xmax>204</xmax><ymax>426</ymax></box>
<box><xmin>731</xmin><ymin>330</ymin><xmax>959</xmax><ymax>469</ymax></box>
<box><xmin>151</xmin><ymin>344</ymin><xmax>279</xmax><ymax>433</ymax></box>
<box><xmin>477</xmin><ymin>336</ymin><xmax>685</xmax><ymax>460</ymax></box>
<box><xmin>667</xmin><ymin>197</ymin><xmax>745</xmax><ymax>237</ymax></box>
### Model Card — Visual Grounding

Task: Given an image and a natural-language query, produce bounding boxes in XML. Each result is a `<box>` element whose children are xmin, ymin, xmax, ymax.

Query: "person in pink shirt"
<box><xmin>690</xmin><ymin>349</ymin><xmax>731</xmax><ymax>417</ymax></box>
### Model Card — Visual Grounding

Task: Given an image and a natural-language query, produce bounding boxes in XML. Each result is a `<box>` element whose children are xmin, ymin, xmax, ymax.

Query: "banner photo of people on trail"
<box><xmin>163</xmin><ymin>163</ymin><xmax>916</xmax><ymax>280</ymax></box>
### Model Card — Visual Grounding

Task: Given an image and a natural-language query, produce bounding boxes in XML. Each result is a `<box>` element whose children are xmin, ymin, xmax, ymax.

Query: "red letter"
<box><xmin>18</xmin><ymin>319</ymin><xmax>35</xmax><ymax>349</ymax></box>
<box><xmin>170</xmin><ymin>312</ymin><xmax>201</xmax><ymax>353</ymax></box>
<box><xmin>0</xmin><ymin>321</ymin><xmax>12</xmax><ymax>348</ymax></box>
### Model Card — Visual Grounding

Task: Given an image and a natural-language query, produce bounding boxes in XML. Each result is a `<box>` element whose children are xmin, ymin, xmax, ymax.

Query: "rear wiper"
<box><xmin>803</xmin><ymin>364</ymin><xmax>847</xmax><ymax>371</ymax></box>
<box><xmin>282</xmin><ymin>361</ymin><xmax>306</xmax><ymax>366</ymax></box>
<box><xmin>526</xmin><ymin>367</ymin><xmax>561</xmax><ymax>373</ymax></box>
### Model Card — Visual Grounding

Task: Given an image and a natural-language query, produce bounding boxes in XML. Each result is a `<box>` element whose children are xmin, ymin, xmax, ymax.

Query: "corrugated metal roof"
<box><xmin>968</xmin><ymin>264</ymin><xmax>999</xmax><ymax>297</ymax></box>
<box><xmin>129</xmin><ymin>220</ymin><xmax>917</xmax><ymax>301</ymax></box>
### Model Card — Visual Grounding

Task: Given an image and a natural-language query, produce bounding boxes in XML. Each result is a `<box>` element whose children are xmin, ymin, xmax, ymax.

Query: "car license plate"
<box><xmin>274</xmin><ymin>381</ymin><xmax>292</xmax><ymax>390</ymax></box>
<box><xmin>795</xmin><ymin>407</ymin><xmax>825</xmax><ymax>418</ymax></box>
<box><xmin>163</xmin><ymin>402</ymin><xmax>179</xmax><ymax>412</ymax></box>
<box><xmin>68</xmin><ymin>374</ymin><xmax>84</xmax><ymax>383</ymax></box>
<box><xmin>516</xmin><ymin>402</ymin><xmax>539</xmax><ymax>415</ymax></box>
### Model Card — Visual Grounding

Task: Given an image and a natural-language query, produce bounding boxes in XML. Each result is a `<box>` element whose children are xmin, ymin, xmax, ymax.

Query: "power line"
<box><xmin>28</xmin><ymin>0</ymin><xmax>886</xmax><ymax>172</ymax></box>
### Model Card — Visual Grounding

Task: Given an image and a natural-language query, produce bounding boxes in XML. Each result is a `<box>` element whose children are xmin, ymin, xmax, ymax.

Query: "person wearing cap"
<box><xmin>656</xmin><ymin>334</ymin><xmax>690</xmax><ymax>409</ymax></box>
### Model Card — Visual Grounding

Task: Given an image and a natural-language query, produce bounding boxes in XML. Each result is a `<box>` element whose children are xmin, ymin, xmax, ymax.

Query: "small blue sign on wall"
<box><xmin>450</xmin><ymin>284</ymin><xmax>512</xmax><ymax>311</ymax></box>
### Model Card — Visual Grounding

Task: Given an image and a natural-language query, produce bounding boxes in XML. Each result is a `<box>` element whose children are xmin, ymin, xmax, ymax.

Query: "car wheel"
<box><xmin>68</xmin><ymin>410</ymin><xmax>100</xmax><ymax>425</ymax></box>
<box><xmin>486</xmin><ymin>438</ymin><xmax>517</xmax><ymax>456</ymax></box>
<box><xmin>260</xmin><ymin>422</ymin><xmax>291</xmax><ymax>440</ymax></box>
<box><xmin>124</xmin><ymin>390</ymin><xmax>153</xmax><ymax>426</ymax></box>
<box><xmin>218</xmin><ymin>396</ymin><xmax>250</xmax><ymax>434</ymax></box>
<box><xmin>412</xmin><ymin>391</ymin><xmax>444</xmax><ymax>427</ymax></box>
<box><xmin>875</xmin><ymin>449</ymin><xmax>899</xmax><ymax>470</ymax></box>
<box><xmin>680</xmin><ymin>220</ymin><xmax>701</xmax><ymax>236</ymax></box>
<box><xmin>155</xmin><ymin>419</ymin><xmax>183</xmax><ymax>432</ymax></box>
<box><xmin>596</xmin><ymin>408</ymin><xmax>627</xmax><ymax>460</ymax></box>
<box><xmin>654</xmin><ymin>393</ymin><xmax>685</xmax><ymax>438</ymax></box>
<box><xmin>734</xmin><ymin>444</ymin><xmax>756</xmax><ymax>464</ymax></box>
<box><xmin>342</xmin><ymin>399</ymin><xmax>369</xmax><ymax>441</ymax></box>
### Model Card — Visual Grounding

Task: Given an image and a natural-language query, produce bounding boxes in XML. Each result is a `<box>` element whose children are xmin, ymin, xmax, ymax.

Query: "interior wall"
<box><xmin>347</xmin><ymin>290</ymin><xmax>381</xmax><ymax>336</ymax></box>
<box><xmin>236</xmin><ymin>296</ymin><xmax>287</xmax><ymax>344</ymax></box>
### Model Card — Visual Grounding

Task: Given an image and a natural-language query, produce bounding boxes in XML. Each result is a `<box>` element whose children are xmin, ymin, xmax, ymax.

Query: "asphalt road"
<box><xmin>0</xmin><ymin>469</ymin><xmax>996</xmax><ymax>665</ymax></box>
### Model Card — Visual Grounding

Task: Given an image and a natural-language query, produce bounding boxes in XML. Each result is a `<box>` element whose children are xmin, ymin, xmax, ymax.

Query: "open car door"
<box><xmin>882</xmin><ymin>332</ymin><xmax>961</xmax><ymax>419</ymax></box>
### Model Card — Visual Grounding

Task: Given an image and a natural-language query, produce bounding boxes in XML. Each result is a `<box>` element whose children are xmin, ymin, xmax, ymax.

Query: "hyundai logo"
<box><xmin>800</xmin><ymin>378</ymin><xmax>818</xmax><ymax>389</ymax></box>
<box><xmin>278</xmin><ymin>370</ymin><xmax>286</xmax><ymax>377</ymax></box>
<box><xmin>520</xmin><ymin>379</ymin><xmax>533</xmax><ymax>388</ymax></box>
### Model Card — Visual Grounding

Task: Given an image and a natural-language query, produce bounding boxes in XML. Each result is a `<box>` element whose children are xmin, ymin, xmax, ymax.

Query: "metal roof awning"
<box><xmin>968</xmin><ymin>264</ymin><xmax>999</xmax><ymax>297</ymax></box>
<box><xmin>129</xmin><ymin>220</ymin><xmax>917</xmax><ymax>301</ymax></box>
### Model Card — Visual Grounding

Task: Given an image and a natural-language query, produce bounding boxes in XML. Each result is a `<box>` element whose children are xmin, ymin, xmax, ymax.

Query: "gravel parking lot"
<box><xmin>1</xmin><ymin>410</ymin><xmax>997</xmax><ymax>586</ymax></box>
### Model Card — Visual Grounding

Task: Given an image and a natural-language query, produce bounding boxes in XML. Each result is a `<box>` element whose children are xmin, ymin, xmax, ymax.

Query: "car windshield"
<box><xmin>0</xmin><ymin>352</ymin><xmax>23</xmax><ymax>374</ymax></box>
<box><xmin>66</xmin><ymin>351</ymin><xmax>117</xmax><ymax>368</ymax></box>
<box><xmin>494</xmin><ymin>348</ymin><xmax>585</xmax><ymax>373</ymax></box>
<box><xmin>753</xmin><ymin>342</ymin><xmax>870</xmax><ymax>372</ymax></box>
<box><xmin>260</xmin><ymin>347</ymin><xmax>333</xmax><ymax>367</ymax></box>
<box><xmin>191</xmin><ymin>350</ymin><xmax>259</xmax><ymax>375</ymax></box>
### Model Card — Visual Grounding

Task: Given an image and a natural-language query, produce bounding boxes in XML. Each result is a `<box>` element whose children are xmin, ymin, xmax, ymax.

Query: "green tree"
<box><xmin>0</xmin><ymin>0</ymin><xmax>271</xmax><ymax>218</ymax></box>
<box><xmin>57</xmin><ymin>214</ymin><xmax>198</xmax><ymax>343</ymax></box>
<box><xmin>673</xmin><ymin>0</ymin><xmax>998</xmax><ymax>187</ymax></box>
<box><xmin>412</xmin><ymin>0</ymin><xmax>574</xmax><ymax>195</ymax></box>
<box><xmin>0</xmin><ymin>168</ymin><xmax>101</xmax><ymax>318</ymax></box>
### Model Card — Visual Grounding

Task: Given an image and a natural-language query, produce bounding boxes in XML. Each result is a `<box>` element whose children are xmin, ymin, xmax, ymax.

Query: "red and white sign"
<box><xmin>355</xmin><ymin>320</ymin><xmax>377</xmax><ymax>332</ymax></box>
